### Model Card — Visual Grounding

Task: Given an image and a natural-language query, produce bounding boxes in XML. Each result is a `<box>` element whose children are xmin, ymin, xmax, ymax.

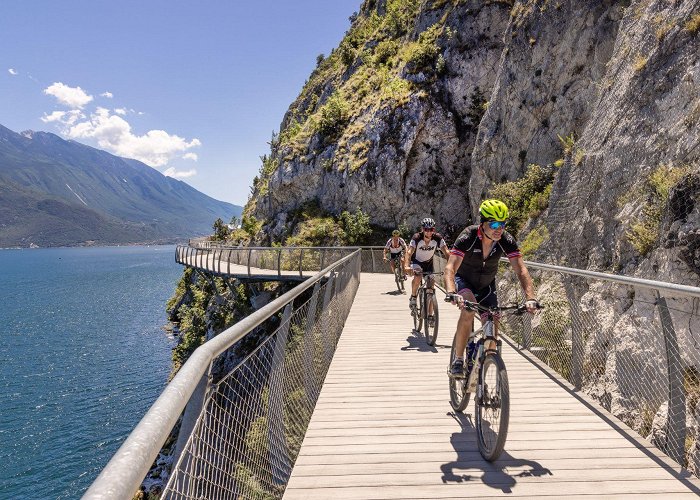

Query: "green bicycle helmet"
<box><xmin>392</xmin><ymin>229</ymin><xmax>400</xmax><ymax>236</ymax></box>
<box><xmin>479</xmin><ymin>199</ymin><xmax>509</xmax><ymax>222</ymax></box>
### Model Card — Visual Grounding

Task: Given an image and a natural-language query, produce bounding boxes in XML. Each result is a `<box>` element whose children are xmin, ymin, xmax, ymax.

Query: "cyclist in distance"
<box><xmin>444</xmin><ymin>199</ymin><xmax>539</xmax><ymax>377</ymax></box>
<box><xmin>383</xmin><ymin>229</ymin><xmax>407</xmax><ymax>277</ymax></box>
<box><xmin>404</xmin><ymin>218</ymin><xmax>450</xmax><ymax>317</ymax></box>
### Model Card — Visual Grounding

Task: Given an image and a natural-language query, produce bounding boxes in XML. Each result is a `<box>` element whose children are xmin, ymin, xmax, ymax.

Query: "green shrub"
<box><xmin>340</xmin><ymin>209</ymin><xmax>372</xmax><ymax>244</ymax></box>
<box><xmin>520</xmin><ymin>225</ymin><xmax>549</xmax><ymax>257</ymax></box>
<box><xmin>489</xmin><ymin>163</ymin><xmax>555</xmax><ymax>237</ymax></box>
<box><xmin>685</xmin><ymin>13</ymin><xmax>700</xmax><ymax>34</ymax></box>
<box><xmin>316</xmin><ymin>93</ymin><xmax>350</xmax><ymax>141</ymax></box>
<box><xmin>212</xmin><ymin>217</ymin><xmax>229</xmax><ymax>241</ymax></box>
<box><xmin>625</xmin><ymin>163</ymin><xmax>691</xmax><ymax>255</ymax></box>
<box><xmin>373</xmin><ymin>39</ymin><xmax>400</xmax><ymax>67</ymax></box>
<box><xmin>403</xmin><ymin>24</ymin><xmax>442</xmax><ymax>74</ymax></box>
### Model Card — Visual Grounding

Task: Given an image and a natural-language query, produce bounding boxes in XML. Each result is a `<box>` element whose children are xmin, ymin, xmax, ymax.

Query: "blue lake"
<box><xmin>0</xmin><ymin>246</ymin><xmax>182</xmax><ymax>499</ymax></box>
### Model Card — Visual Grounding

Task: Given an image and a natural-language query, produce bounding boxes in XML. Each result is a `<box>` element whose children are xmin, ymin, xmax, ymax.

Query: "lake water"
<box><xmin>0</xmin><ymin>246</ymin><xmax>183</xmax><ymax>499</ymax></box>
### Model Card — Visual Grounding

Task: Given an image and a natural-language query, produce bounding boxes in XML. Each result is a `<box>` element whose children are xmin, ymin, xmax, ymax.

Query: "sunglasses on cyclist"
<box><xmin>486</xmin><ymin>221</ymin><xmax>506</xmax><ymax>230</ymax></box>
<box><xmin>423</xmin><ymin>227</ymin><xmax>435</xmax><ymax>232</ymax></box>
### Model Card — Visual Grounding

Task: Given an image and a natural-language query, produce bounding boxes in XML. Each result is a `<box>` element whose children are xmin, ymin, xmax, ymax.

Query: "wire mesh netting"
<box><xmin>496</xmin><ymin>261</ymin><xmax>700</xmax><ymax>475</ymax></box>
<box><xmin>161</xmin><ymin>253</ymin><xmax>360</xmax><ymax>499</ymax></box>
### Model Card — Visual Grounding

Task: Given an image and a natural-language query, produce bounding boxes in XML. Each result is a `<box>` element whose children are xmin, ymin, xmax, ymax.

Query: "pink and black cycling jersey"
<box><xmin>450</xmin><ymin>225</ymin><xmax>522</xmax><ymax>290</ymax></box>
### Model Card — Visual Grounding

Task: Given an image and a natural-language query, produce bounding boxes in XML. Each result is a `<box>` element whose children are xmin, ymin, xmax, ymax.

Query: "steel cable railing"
<box><xmin>84</xmin><ymin>250</ymin><xmax>361</xmax><ymax>500</ymax></box>
<box><xmin>495</xmin><ymin>259</ymin><xmax>700</xmax><ymax>475</ymax></box>
<box><xmin>175</xmin><ymin>245</ymin><xmax>397</xmax><ymax>277</ymax></box>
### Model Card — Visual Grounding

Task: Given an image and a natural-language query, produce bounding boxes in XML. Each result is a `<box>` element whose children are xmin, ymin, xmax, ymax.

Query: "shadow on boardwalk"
<box><xmin>440</xmin><ymin>412</ymin><xmax>552</xmax><ymax>493</ymax></box>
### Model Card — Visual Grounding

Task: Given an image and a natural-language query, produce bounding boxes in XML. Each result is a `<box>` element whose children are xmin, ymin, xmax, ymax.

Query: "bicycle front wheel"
<box><xmin>394</xmin><ymin>266</ymin><xmax>402</xmax><ymax>292</ymax></box>
<box><xmin>424</xmin><ymin>292</ymin><xmax>438</xmax><ymax>346</ymax></box>
<box><xmin>415</xmin><ymin>289</ymin><xmax>424</xmax><ymax>332</ymax></box>
<box><xmin>475</xmin><ymin>353</ymin><xmax>509</xmax><ymax>461</ymax></box>
<box><xmin>449</xmin><ymin>334</ymin><xmax>469</xmax><ymax>412</ymax></box>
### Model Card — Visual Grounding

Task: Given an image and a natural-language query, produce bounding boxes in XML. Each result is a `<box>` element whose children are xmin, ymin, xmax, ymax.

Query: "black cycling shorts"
<box><xmin>454</xmin><ymin>276</ymin><xmax>499</xmax><ymax>320</ymax></box>
<box><xmin>410</xmin><ymin>259</ymin><xmax>434</xmax><ymax>274</ymax></box>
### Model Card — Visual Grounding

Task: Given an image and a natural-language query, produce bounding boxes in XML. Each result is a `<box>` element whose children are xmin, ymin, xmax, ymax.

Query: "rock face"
<box><xmin>248</xmin><ymin>0</ymin><xmax>698</xmax><ymax>284</ymax></box>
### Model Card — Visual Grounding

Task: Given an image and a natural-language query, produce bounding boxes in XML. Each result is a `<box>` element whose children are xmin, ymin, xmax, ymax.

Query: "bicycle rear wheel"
<box><xmin>394</xmin><ymin>266</ymin><xmax>402</xmax><ymax>292</ymax></box>
<box><xmin>424</xmin><ymin>292</ymin><xmax>438</xmax><ymax>346</ymax></box>
<box><xmin>448</xmin><ymin>333</ymin><xmax>470</xmax><ymax>412</ymax></box>
<box><xmin>475</xmin><ymin>353</ymin><xmax>509</xmax><ymax>461</ymax></box>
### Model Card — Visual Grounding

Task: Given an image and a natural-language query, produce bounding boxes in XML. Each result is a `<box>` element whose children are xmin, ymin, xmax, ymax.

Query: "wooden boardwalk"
<box><xmin>284</xmin><ymin>273</ymin><xmax>700</xmax><ymax>499</ymax></box>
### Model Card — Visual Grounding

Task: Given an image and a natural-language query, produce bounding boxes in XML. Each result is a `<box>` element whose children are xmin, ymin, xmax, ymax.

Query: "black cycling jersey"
<box><xmin>450</xmin><ymin>225</ymin><xmax>522</xmax><ymax>290</ymax></box>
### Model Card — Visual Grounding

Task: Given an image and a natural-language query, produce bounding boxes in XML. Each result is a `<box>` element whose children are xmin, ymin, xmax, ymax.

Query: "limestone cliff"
<box><xmin>246</xmin><ymin>0</ymin><xmax>699</xmax><ymax>284</ymax></box>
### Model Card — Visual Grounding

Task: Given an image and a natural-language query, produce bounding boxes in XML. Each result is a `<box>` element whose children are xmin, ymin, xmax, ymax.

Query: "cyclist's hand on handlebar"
<box><xmin>445</xmin><ymin>293</ymin><xmax>464</xmax><ymax>308</ymax></box>
<box><xmin>525</xmin><ymin>299</ymin><xmax>541</xmax><ymax>314</ymax></box>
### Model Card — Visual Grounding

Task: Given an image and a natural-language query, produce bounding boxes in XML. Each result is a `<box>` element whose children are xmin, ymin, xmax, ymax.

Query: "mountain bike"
<box><xmin>409</xmin><ymin>270</ymin><xmax>442</xmax><ymax>346</ymax></box>
<box><xmin>388</xmin><ymin>252</ymin><xmax>405</xmax><ymax>293</ymax></box>
<box><xmin>443</xmin><ymin>296</ymin><xmax>543</xmax><ymax>461</ymax></box>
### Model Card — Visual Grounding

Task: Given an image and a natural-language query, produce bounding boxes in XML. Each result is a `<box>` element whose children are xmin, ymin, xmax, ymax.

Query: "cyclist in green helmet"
<box><xmin>444</xmin><ymin>199</ymin><xmax>539</xmax><ymax>378</ymax></box>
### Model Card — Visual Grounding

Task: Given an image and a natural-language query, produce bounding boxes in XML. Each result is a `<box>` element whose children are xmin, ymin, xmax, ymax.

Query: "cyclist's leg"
<box><xmin>424</xmin><ymin>260</ymin><xmax>435</xmax><ymax>316</ymax></box>
<box><xmin>454</xmin><ymin>276</ymin><xmax>477</xmax><ymax>360</ymax></box>
<box><xmin>476</xmin><ymin>283</ymin><xmax>499</xmax><ymax>350</ymax></box>
<box><xmin>410</xmin><ymin>262</ymin><xmax>423</xmax><ymax>297</ymax></box>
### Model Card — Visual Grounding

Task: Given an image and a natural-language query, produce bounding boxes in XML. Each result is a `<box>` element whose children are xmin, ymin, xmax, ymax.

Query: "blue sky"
<box><xmin>0</xmin><ymin>0</ymin><xmax>360</xmax><ymax>207</ymax></box>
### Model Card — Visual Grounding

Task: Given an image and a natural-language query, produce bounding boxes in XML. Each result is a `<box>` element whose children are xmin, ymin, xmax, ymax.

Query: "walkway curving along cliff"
<box><xmin>85</xmin><ymin>245</ymin><xmax>700</xmax><ymax>499</ymax></box>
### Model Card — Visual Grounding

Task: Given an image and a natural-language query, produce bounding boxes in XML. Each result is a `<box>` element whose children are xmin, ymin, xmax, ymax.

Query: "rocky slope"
<box><xmin>246</xmin><ymin>0</ymin><xmax>698</xmax><ymax>283</ymax></box>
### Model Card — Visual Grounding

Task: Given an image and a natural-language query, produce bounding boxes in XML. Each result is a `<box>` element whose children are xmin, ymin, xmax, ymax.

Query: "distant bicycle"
<box><xmin>390</xmin><ymin>251</ymin><xmax>406</xmax><ymax>293</ymax></box>
<box><xmin>444</xmin><ymin>296</ymin><xmax>543</xmax><ymax>461</ymax></box>
<box><xmin>410</xmin><ymin>270</ymin><xmax>442</xmax><ymax>346</ymax></box>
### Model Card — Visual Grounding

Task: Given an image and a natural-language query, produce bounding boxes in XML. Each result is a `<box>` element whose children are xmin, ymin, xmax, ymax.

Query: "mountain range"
<box><xmin>0</xmin><ymin>124</ymin><xmax>241</xmax><ymax>247</ymax></box>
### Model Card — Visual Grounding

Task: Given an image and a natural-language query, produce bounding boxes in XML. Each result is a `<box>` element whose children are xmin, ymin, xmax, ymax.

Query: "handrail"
<box><xmin>83</xmin><ymin>250</ymin><xmax>361</xmax><ymax>500</ymax></box>
<box><xmin>520</xmin><ymin>259</ymin><xmax>700</xmax><ymax>298</ymax></box>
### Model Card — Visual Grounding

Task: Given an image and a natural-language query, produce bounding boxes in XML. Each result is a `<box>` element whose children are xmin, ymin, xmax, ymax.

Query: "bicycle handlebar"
<box><xmin>443</xmin><ymin>293</ymin><xmax>544</xmax><ymax>315</ymax></box>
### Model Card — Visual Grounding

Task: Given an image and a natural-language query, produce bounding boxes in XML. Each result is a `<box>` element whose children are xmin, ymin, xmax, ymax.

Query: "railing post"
<box><xmin>247</xmin><ymin>248</ymin><xmax>252</xmax><ymax>277</ymax></box>
<box><xmin>322</xmin><ymin>273</ymin><xmax>337</xmax><ymax>365</ymax></box>
<box><xmin>522</xmin><ymin>313</ymin><xmax>532</xmax><ymax>351</ymax></box>
<box><xmin>299</xmin><ymin>249</ymin><xmax>305</xmax><ymax>276</ymax></box>
<box><xmin>277</xmin><ymin>248</ymin><xmax>282</xmax><ymax>277</ymax></box>
<box><xmin>656</xmin><ymin>292</ymin><xmax>686</xmax><ymax>464</ymax></box>
<box><xmin>564</xmin><ymin>280</ymin><xmax>584</xmax><ymax>390</ymax></box>
<box><xmin>269</xmin><ymin>303</ymin><xmax>292</xmax><ymax>485</ymax></box>
<box><xmin>171</xmin><ymin>367</ymin><xmax>212</xmax><ymax>493</ymax></box>
<box><xmin>304</xmin><ymin>282</ymin><xmax>322</xmax><ymax>403</ymax></box>
<box><xmin>320</xmin><ymin>249</ymin><xmax>325</xmax><ymax>271</ymax></box>
<box><xmin>371</xmin><ymin>248</ymin><xmax>376</xmax><ymax>272</ymax></box>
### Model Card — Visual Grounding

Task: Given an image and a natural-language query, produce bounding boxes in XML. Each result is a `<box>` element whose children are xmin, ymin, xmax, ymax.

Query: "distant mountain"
<box><xmin>0</xmin><ymin>124</ymin><xmax>241</xmax><ymax>247</ymax></box>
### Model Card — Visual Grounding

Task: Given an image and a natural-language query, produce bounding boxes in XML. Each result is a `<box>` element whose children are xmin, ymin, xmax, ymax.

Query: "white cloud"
<box><xmin>101</xmin><ymin>91</ymin><xmax>113</xmax><ymax>98</ymax></box>
<box><xmin>66</xmin><ymin>107</ymin><xmax>201</xmax><ymax>167</ymax></box>
<box><xmin>114</xmin><ymin>108</ymin><xmax>127</xmax><ymax>115</ymax></box>
<box><xmin>8</xmin><ymin>68</ymin><xmax>18</xmax><ymax>75</ymax></box>
<box><xmin>163</xmin><ymin>166</ymin><xmax>197</xmax><ymax>179</ymax></box>
<box><xmin>44</xmin><ymin>82</ymin><xmax>93</xmax><ymax>109</ymax></box>
<box><xmin>40</xmin><ymin>109</ymin><xmax>84</xmax><ymax>125</ymax></box>
<box><xmin>182</xmin><ymin>152</ymin><xmax>198</xmax><ymax>161</ymax></box>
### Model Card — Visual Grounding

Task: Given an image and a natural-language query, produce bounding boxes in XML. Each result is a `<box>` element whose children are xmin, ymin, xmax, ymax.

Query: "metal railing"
<box><xmin>496</xmin><ymin>259</ymin><xmax>700</xmax><ymax>473</ymax></box>
<box><xmin>84</xmin><ymin>250</ymin><xmax>362</xmax><ymax>499</ymax></box>
<box><xmin>175</xmin><ymin>245</ymin><xmax>402</xmax><ymax>278</ymax></box>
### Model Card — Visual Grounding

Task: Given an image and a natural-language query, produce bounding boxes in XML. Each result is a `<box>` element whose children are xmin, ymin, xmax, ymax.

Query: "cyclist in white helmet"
<box><xmin>383</xmin><ymin>229</ymin><xmax>407</xmax><ymax>277</ymax></box>
<box><xmin>404</xmin><ymin>218</ymin><xmax>450</xmax><ymax>321</ymax></box>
